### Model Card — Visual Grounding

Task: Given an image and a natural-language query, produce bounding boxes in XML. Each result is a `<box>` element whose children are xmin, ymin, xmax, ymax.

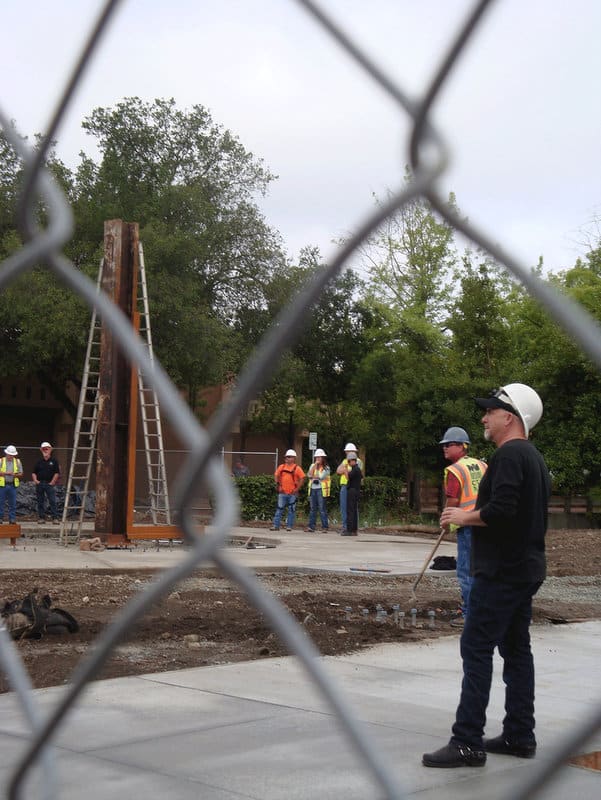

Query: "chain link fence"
<box><xmin>1</xmin><ymin>0</ymin><xmax>601</xmax><ymax>797</ymax></box>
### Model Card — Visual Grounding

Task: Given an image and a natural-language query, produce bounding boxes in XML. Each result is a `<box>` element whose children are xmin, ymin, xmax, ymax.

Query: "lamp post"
<box><xmin>287</xmin><ymin>394</ymin><xmax>296</xmax><ymax>449</ymax></box>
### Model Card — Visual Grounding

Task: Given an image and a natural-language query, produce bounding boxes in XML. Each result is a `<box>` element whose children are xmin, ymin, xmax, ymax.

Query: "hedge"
<box><xmin>233</xmin><ymin>474</ymin><xmax>409</xmax><ymax>522</ymax></box>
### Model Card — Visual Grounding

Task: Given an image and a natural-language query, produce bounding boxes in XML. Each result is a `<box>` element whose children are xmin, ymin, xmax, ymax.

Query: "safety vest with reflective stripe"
<box><xmin>0</xmin><ymin>457</ymin><xmax>22</xmax><ymax>487</ymax></box>
<box><xmin>307</xmin><ymin>464</ymin><xmax>331</xmax><ymax>498</ymax></box>
<box><xmin>444</xmin><ymin>456</ymin><xmax>487</xmax><ymax>511</ymax></box>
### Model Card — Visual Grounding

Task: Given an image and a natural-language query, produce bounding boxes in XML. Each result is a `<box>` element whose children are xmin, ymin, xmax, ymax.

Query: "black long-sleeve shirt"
<box><xmin>474</xmin><ymin>438</ymin><xmax>550</xmax><ymax>582</ymax></box>
<box><xmin>347</xmin><ymin>464</ymin><xmax>362</xmax><ymax>492</ymax></box>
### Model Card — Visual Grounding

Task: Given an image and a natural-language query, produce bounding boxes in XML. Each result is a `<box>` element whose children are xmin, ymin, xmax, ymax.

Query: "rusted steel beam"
<box><xmin>94</xmin><ymin>220</ymin><xmax>185</xmax><ymax>544</ymax></box>
<box><xmin>95</xmin><ymin>221</ymin><xmax>138</xmax><ymax>540</ymax></box>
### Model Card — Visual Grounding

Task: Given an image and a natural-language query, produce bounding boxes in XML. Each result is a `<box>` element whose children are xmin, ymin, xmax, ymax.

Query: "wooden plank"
<box><xmin>127</xmin><ymin>524</ymin><xmax>186</xmax><ymax>540</ymax></box>
<box><xmin>0</xmin><ymin>523</ymin><xmax>21</xmax><ymax>545</ymax></box>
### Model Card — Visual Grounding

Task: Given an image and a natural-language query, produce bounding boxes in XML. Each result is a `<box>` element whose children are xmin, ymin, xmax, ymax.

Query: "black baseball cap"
<box><xmin>474</xmin><ymin>388</ymin><xmax>518</xmax><ymax>415</ymax></box>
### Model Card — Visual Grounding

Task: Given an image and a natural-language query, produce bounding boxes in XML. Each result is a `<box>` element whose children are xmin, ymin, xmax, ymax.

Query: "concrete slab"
<box><xmin>1</xmin><ymin>621</ymin><xmax>599</xmax><ymax>799</ymax></box>
<box><xmin>0</xmin><ymin>733</ymin><xmax>241</xmax><ymax>799</ymax></box>
<box><xmin>0</xmin><ymin>678</ymin><xmax>292</xmax><ymax>751</ymax></box>
<box><xmin>0</xmin><ymin>525</ymin><xmax>458</xmax><ymax>576</ymax></box>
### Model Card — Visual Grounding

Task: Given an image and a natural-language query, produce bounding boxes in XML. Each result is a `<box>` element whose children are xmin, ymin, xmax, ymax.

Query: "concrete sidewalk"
<box><xmin>0</xmin><ymin>621</ymin><xmax>598</xmax><ymax>798</ymax></box>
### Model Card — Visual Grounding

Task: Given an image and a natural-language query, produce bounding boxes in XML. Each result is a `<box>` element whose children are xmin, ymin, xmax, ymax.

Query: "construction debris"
<box><xmin>80</xmin><ymin>537</ymin><xmax>105</xmax><ymax>552</ymax></box>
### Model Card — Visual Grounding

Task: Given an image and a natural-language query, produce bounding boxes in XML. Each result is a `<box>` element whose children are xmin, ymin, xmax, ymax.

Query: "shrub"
<box><xmin>234</xmin><ymin>475</ymin><xmax>276</xmax><ymax>521</ymax></box>
<box><xmin>234</xmin><ymin>474</ymin><xmax>409</xmax><ymax>524</ymax></box>
<box><xmin>361</xmin><ymin>476</ymin><xmax>406</xmax><ymax>511</ymax></box>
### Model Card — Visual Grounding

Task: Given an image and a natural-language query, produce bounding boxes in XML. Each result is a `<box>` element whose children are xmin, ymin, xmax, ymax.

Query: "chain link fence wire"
<box><xmin>1</xmin><ymin>0</ymin><xmax>600</xmax><ymax>797</ymax></box>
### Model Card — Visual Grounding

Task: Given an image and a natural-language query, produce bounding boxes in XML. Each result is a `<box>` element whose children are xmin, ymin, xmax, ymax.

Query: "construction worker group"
<box><xmin>270</xmin><ymin>443</ymin><xmax>363</xmax><ymax>534</ymax></box>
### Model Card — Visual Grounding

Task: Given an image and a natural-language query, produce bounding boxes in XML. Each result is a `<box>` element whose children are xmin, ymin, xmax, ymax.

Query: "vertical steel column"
<box><xmin>95</xmin><ymin>220</ymin><xmax>138</xmax><ymax>542</ymax></box>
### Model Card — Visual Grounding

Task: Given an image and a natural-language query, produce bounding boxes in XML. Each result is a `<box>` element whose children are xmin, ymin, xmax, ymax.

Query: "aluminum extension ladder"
<box><xmin>59</xmin><ymin>246</ymin><xmax>171</xmax><ymax>543</ymax></box>
<box><xmin>136</xmin><ymin>244</ymin><xmax>171</xmax><ymax>527</ymax></box>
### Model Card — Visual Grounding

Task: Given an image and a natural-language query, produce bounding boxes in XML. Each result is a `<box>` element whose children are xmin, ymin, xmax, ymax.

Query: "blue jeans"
<box><xmin>0</xmin><ymin>484</ymin><xmax>17</xmax><ymax>522</ymax></box>
<box><xmin>273</xmin><ymin>493</ymin><xmax>297</xmax><ymax>529</ymax></box>
<box><xmin>36</xmin><ymin>482</ymin><xmax>58</xmax><ymax>520</ymax></box>
<box><xmin>339</xmin><ymin>484</ymin><xmax>347</xmax><ymax>530</ymax></box>
<box><xmin>456</xmin><ymin>526</ymin><xmax>474</xmax><ymax>616</ymax></box>
<box><xmin>451</xmin><ymin>576</ymin><xmax>542</xmax><ymax>749</ymax></box>
<box><xmin>308</xmin><ymin>489</ymin><xmax>328</xmax><ymax>530</ymax></box>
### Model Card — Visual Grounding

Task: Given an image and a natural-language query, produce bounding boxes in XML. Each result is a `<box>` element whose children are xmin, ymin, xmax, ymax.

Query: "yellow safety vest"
<box><xmin>339</xmin><ymin>457</ymin><xmax>363</xmax><ymax>485</ymax></box>
<box><xmin>444</xmin><ymin>456</ymin><xmax>487</xmax><ymax>511</ymax></box>
<box><xmin>307</xmin><ymin>464</ymin><xmax>331</xmax><ymax>497</ymax></box>
<box><xmin>0</xmin><ymin>457</ymin><xmax>22</xmax><ymax>487</ymax></box>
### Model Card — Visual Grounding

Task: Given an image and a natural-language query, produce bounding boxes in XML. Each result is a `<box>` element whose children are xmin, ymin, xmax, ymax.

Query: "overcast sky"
<box><xmin>4</xmin><ymin>0</ymin><xmax>601</xmax><ymax>275</ymax></box>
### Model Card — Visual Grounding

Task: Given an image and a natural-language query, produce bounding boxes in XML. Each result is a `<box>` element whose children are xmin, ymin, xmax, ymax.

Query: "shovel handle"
<box><xmin>410</xmin><ymin>527</ymin><xmax>447</xmax><ymax>598</ymax></box>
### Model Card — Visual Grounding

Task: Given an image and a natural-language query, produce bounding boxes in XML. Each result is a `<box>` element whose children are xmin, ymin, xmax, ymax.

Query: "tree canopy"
<box><xmin>0</xmin><ymin>98</ymin><xmax>288</xmax><ymax>406</ymax></box>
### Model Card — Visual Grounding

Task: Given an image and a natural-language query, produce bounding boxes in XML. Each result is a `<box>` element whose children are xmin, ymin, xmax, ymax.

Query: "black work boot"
<box><xmin>422</xmin><ymin>741</ymin><xmax>486</xmax><ymax>768</ymax></box>
<box><xmin>484</xmin><ymin>734</ymin><xmax>536</xmax><ymax>758</ymax></box>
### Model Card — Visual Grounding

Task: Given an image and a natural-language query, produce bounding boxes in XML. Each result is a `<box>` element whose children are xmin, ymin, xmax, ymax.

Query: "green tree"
<box><xmin>71</xmin><ymin>98</ymin><xmax>288</xmax><ymax>398</ymax></box>
<box><xmin>0</xmin><ymin>128</ymin><xmax>22</xmax><ymax>258</ymax></box>
<box><xmin>506</xmin><ymin>248</ymin><xmax>601</xmax><ymax>493</ymax></box>
<box><xmin>0</xmin><ymin>99</ymin><xmax>290</xmax><ymax>412</ymax></box>
<box><xmin>352</xmin><ymin>178</ymin><xmax>460</xmax><ymax>482</ymax></box>
<box><xmin>74</xmin><ymin>97</ymin><xmax>283</xmax><ymax>314</ymax></box>
<box><xmin>441</xmin><ymin>252</ymin><xmax>518</xmax><ymax>449</ymax></box>
<box><xmin>360</xmin><ymin>175</ymin><xmax>458</xmax><ymax>326</ymax></box>
<box><xmin>241</xmin><ymin>248</ymin><xmax>373</xmax><ymax>457</ymax></box>
<box><xmin>0</xmin><ymin>132</ymin><xmax>90</xmax><ymax>409</ymax></box>
<box><xmin>447</xmin><ymin>254</ymin><xmax>514</xmax><ymax>381</ymax></box>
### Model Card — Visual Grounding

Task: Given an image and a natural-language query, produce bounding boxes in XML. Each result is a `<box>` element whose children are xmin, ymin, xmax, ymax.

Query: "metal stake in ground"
<box><xmin>409</xmin><ymin>528</ymin><xmax>446</xmax><ymax>605</ymax></box>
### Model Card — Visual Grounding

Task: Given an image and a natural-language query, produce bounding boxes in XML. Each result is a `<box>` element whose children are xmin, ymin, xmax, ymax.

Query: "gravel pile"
<box><xmin>535</xmin><ymin>575</ymin><xmax>601</xmax><ymax>604</ymax></box>
<box><xmin>425</xmin><ymin>574</ymin><xmax>601</xmax><ymax>605</ymax></box>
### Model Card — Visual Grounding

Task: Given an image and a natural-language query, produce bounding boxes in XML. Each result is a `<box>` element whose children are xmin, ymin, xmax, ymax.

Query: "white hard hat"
<box><xmin>314</xmin><ymin>448</ymin><xmax>326</xmax><ymax>457</ymax></box>
<box><xmin>285</xmin><ymin>449</ymin><xmax>297</xmax><ymax>457</ymax></box>
<box><xmin>344</xmin><ymin>442</ymin><xmax>357</xmax><ymax>452</ymax></box>
<box><xmin>40</xmin><ymin>441</ymin><xmax>52</xmax><ymax>449</ymax></box>
<box><xmin>475</xmin><ymin>383</ymin><xmax>543</xmax><ymax>437</ymax></box>
<box><xmin>4</xmin><ymin>445</ymin><xmax>18</xmax><ymax>456</ymax></box>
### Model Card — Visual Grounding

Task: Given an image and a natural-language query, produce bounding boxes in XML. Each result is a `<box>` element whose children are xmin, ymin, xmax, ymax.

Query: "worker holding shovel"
<box><xmin>439</xmin><ymin>427</ymin><xmax>487</xmax><ymax>626</ymax></box>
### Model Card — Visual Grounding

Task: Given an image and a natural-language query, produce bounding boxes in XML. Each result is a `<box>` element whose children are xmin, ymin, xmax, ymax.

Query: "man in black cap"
<box><xmin>422</xmin><ymin>384</ymin><xmax>551</xmax><ymax>769</ymax></box>
<box><xmin>32</xmin><ymin>442</ymin><xmax>61</xmax><ymax>524</ymax></box>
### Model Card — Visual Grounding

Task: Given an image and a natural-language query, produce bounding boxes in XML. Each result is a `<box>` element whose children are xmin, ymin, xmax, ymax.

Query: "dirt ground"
<box><xmin>1</xmin><ymin>528</ymin><xmax>600</xmax><ymax>694</ymax></box>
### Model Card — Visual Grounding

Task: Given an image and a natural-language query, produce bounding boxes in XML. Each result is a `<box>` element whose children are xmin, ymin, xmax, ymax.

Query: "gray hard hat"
<box><xmin>439</xmin><ymin>426</ymin><xmax>470</xmax><ymax>445</ymax></box>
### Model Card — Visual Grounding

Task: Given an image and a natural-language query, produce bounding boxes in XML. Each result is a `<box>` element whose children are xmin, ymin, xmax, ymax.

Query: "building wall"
<box><xmin>0</xmin><ymin>377</ymin><xmax>74</xmax><ymax>477</ymax></box>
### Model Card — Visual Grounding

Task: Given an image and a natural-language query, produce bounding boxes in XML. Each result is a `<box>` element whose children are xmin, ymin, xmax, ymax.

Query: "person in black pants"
<box><xmin>32</xmin><ymin>441</ymin><xmax>61</xmax><ymax>524</ymax></box>
<box><xmin>341</xmin><ymin>452</ymin><xmax>362</xmax><ymax>537</ymax></box>
<box><xmin>423</xmin><ymin>384</ymin><xmax>550</xmax><ymax>769</ymax></box>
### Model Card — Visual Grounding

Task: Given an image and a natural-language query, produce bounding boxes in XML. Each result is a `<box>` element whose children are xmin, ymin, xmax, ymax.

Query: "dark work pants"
<box><xmin>451</xmin><ymin>576</ymin><xmax>542</xmax><ymax>749</ymax></box>
<box><xmin>346</xmin><ymin>487</ymin><xmax>359</xmax><ymax>533</ymax></box>
<box><xmin>36</xmin><ymin>482</ymin><xmax>58</xmax><ymax>520</ymax></box>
